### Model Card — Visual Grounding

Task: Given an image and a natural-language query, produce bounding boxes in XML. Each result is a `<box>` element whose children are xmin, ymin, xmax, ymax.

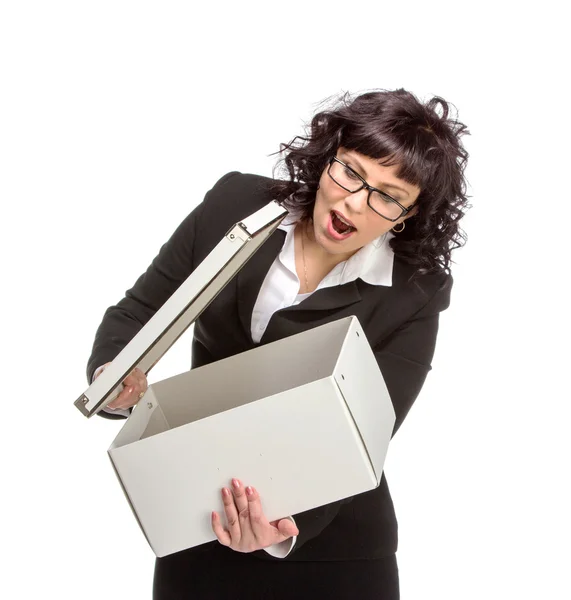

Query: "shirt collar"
<box><xmin>277</xmin><ymin>211</ymin><xmax>394</xmax><ymax>287</ymax></box>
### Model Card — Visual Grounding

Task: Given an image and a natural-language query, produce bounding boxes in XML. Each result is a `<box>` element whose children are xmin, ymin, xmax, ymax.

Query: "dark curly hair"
<box><xmin>270</xmin><ymin>89</ymin><xmax>471</xmax><ymax>276</ymax></box>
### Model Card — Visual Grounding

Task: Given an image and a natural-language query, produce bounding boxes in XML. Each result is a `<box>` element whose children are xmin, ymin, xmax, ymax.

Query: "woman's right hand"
<box><xmin>94</xmin><ymin>362</ymin><xmax>149</xmax><ymax>411</ymax></box>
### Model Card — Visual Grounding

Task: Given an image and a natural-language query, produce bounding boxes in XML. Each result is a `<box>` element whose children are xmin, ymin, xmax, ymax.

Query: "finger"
<box><xmin>123</xmin><ymin>369</ymin><xmax>147</xmax><ymax>391</ymax></box>
<box><xmin>108</xmin><ymin>370</ymin><xmax>148</xmax><ymax>409</ymax></box>
<box><xmin>245</xmin><ymin>486</ymin><xmax>268</xmax><ymax>541</ymax></box>
<box><xmin>231</xmin><ymin>479</ymin><xmax>249</xmax><ymax>516</ymax></box>
<box><xmin>131</xmin><ymin>368</ymin><xmax>148</xmax><ymax>390</ymax></box>
<box><xmin>231</xmin><ymin>479</ymin><xmax>254</xmax><ymax>543</ymax></box>
<box><xmin>107</xmin><ymin>385</ymin><xmax>137</xmax><ymax>410</ymax></box>
<box><xmin>211</xmin><ymin>511</ymin><xmax>232</xmax><ymax>547</ymax></box>
<box><xmin>221</xmin><ymin>487</ymin><xmax>241</xmax><ymax>544</ymax></box>
<box><xmin>128</xmin><ymin>370</ymin><xmax>148</xmax><ymax>400</ymax></box>
<box><xmin>108</xmin><ymin>381</ymin><xmax>145</xmax><ymax>410</ymax></box>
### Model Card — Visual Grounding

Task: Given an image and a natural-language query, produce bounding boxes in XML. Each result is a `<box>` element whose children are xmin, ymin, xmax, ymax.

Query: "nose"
<box><xmin>343</xmin><ymin>188</ymin><xmax>369</xmax><ymax>215</ymax></box>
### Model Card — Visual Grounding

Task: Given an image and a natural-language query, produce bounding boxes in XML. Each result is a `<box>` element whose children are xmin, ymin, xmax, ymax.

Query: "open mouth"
<box><xmin>329</xmin><ymin>211</ymin><xmax>356</xmax><ymax>237</ymax></box>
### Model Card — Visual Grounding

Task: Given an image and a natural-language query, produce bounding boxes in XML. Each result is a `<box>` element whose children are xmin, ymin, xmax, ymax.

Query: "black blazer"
<box><xmin>87</xmin><ymin>171</ymin><xmax>452</xmax><ymax>562</ymax></box>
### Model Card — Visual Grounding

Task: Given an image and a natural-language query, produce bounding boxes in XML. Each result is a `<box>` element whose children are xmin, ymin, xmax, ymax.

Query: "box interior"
<box><xmin>137</xmin><ymin>317</ymin><xmax>354</xmax><ymax>440</ymax></box>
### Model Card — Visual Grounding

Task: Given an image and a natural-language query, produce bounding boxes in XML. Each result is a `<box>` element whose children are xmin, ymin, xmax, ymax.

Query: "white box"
<box><xmin>108</xmin><ymin>316</ymin><xmax>395</xmax><ymax>557</ymax></box>
<box><xmin>74</xmin><ymin>201</ymin><xmax>395</xmax><ymax>557</ymax></box>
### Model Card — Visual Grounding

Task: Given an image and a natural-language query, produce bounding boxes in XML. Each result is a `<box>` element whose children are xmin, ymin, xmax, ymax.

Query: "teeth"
<box><xmin>335</xmin><ymin>212</ymin><xmax>353</xmax><ymax>228</ymax></box>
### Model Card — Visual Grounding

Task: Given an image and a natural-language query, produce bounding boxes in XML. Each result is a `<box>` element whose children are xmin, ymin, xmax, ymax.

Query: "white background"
<box><xmin>1</xmin><ymin>1</ymin><xmax>569</xmax><ymax>598</ymax></box>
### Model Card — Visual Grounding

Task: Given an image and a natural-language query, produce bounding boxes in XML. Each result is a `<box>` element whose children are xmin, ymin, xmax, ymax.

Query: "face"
<box><xmin>310</xmin><ymin>147</ymin><xmax>421</xmax><ymax>261</ymax></box>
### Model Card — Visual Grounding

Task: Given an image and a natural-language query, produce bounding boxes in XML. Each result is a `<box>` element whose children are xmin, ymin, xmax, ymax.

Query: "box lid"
<box><xmin>74</xmin><ymin>200</ymin><xmax>288</xmax><ymax>418</ymax></box>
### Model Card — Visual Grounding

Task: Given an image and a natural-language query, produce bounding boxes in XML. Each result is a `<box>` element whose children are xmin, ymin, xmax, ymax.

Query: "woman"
<box><xmin>87</xmin><ymin>88</ymin><xmax>470</xmax><ymax>599</ymax></box>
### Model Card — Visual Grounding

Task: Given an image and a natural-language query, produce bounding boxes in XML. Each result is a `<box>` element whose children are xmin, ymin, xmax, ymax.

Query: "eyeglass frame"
<box><xmin>327</xmin><ymin>156</ymin><xmax>416</xmax><ymax>222</ymax></box>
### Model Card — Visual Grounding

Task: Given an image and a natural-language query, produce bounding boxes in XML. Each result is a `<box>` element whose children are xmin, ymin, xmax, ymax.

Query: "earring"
<box><xmin>392</xmin><ymin>221</ymin><xmax>406</xmax><ymax>233</ymax></box>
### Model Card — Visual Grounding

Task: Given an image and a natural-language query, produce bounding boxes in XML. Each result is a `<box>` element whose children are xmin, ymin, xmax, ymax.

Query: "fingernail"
<box><xmin>246</xmin><ymin>486</ymin><xmax>253</xmax><ymax>496</ymax></box>
<box><xmin>232</xmin><ymin>478</ymin><xmax>240</xmax><ymax>489</ymax></box>
<box><xmin>222</xmin><ymin>488</ymin><xmax>230</xmax><ymax>497</ymax></box>
<box><xmin>211</xmin><ymin>511</ymin><xmax>216</xmax><ymax>521</ymax></box>
<box><xmin>128</xmin><ymin>386</ymin><xmax>133</xmax><ymax>394</ymax></box>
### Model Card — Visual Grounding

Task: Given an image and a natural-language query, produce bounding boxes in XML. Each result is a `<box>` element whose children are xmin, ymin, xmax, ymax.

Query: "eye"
<box><xmin>373</xmin><ymin>191</ymin><xmax>399</xmax><ymax>205</ymax></box>
<box><xmin>343</xmin><ymin>165</ymin><xmax>360</xmax><ymax>180</ymax></box>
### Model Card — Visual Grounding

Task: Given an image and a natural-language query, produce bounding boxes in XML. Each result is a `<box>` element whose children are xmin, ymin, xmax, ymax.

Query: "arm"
<box><xmin>376</xmin><ymin>273</ymin><xmax>453</xmax><ymax>436</ymax></box>
<box><xmin>288</xmin><ymin>274</ymin><xmax>453</xmax><ymax>553</ymax></box>
<box><xmin>86</xmin><ymin>172</ymin><xmax>240</xmax><ymax>418</ymax></box>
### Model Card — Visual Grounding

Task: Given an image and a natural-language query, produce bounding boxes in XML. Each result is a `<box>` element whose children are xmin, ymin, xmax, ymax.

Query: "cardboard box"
<box><xmin>108</xmin><ymin>315</ymin><xmax>395</xmax><ymax>557</ymax></box>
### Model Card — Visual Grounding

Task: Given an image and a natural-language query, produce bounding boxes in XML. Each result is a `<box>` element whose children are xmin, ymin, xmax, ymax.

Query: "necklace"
<box><xmin>300</xmin><ymin>220</ymin><xmax>310</xmax><ymax>293</ymax></box>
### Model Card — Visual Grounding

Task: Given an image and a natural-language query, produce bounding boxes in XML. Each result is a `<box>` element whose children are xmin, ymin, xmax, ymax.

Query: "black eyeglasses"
<box><xmin>327</xmin><ymin>157</ymin><xmax>415</xmax><ymax>222</ymax></box>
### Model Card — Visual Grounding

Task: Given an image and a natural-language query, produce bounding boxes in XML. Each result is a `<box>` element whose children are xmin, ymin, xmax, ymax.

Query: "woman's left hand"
<box><xmin>211</xmin><ymin>478</ymin><xmax>299</xmax><ymax>553</ymax></box>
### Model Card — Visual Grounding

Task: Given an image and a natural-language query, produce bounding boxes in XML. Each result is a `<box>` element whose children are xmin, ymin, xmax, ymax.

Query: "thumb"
<box><xmin>275</xmin><ymin>518</ymin><xmax>299</xmax><ymax>540</ymax></box>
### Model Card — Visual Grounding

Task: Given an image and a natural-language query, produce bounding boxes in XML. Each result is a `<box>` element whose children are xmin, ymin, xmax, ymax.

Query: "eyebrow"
<box><xmin>343</xmin><ymin>152</ymin><xmax>410</xmax><ymax>198</ymax></box>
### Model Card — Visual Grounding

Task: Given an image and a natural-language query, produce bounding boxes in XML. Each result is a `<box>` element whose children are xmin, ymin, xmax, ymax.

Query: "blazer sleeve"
<box><xmin>86</xmin><ymin>171</ymin><xmax>240</xmax><ymax>419</ymax></box>
<box><xmin>287</xmin><ymin>273</ymin><xmax>453</xmax><ymax>554</ymax></box>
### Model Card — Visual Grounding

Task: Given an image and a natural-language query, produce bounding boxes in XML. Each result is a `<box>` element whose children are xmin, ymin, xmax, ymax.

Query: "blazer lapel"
<box><xmin>236</xmin><ymin>224</ymin><xmax>365</xmax><ymax>344</ymax></box>
<box><xmin>258</xmin><ymin>281</ymin><xmax>362</xmax><ymax>345</ymax></box>
<box><xmin>236</xmin><ymin>228</ymin><xmax>286</xmax><ymax>343</ymax></box>
<box><xmin>292</xmin><ymin>281</ymin><xmax>362</xmax><ymax>312</ymax></box>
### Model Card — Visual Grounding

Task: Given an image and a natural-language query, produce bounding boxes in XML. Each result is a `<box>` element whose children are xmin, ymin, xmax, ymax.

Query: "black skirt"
<box><xmin>153</xmin><ymin>542</ymin><xmax>399</xmax><ymax>600</ymax></box>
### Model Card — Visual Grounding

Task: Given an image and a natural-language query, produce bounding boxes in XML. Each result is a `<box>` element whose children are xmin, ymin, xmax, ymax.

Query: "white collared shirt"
<box><xmin>250</xmin><ymin>211</ymin><xmax>395</xmax><ymax>343</ymax></box>
<box><xmin>250</xmin><ymin>211</ymin><xmax>395</xmax><ymax>558</ymax></box>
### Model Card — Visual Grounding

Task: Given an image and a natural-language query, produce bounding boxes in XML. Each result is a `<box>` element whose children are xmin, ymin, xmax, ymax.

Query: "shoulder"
<box><xmin>389</xmin><ymin>256</ymin><xmax>453</xmax><ymax>317</ymax></box>
<box><xmin>201</xmin><ymin>171</ymin><xmax>280</xmax><ymax>224</ymax></box>
<box><xmin>190</xmin><ymin>171</ymin><xmax>281</xmax><ymax>258</ymax></box>
<box><xmin>204</xmin><ymin>171</ymin><xmax>277</xmax><ymax>208</ymax></box>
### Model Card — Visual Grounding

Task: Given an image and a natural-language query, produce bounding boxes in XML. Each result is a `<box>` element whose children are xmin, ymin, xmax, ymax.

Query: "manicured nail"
<box><xmin>128</xmin><ymin>386</ymin><xmax>133</xmax><ymax>394</ymax></box>
<box><xmin>232</xmin><ymin>478</ymin><xmax>240</xmax><ymax>489</ymax></box>
<box><xmin>246</xmin><ymin>486</ymin><xmax>253</xmax><ymax>496</ymax></box>
<box><xmin>211</xmin><ymin>511</ymin><xmax>216</xmax><ymax>520</ymax></box>
<box><xmin>222</xmin><ymin>488</ymin><xmax>230</xmax><ymax>497</ymax></box>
